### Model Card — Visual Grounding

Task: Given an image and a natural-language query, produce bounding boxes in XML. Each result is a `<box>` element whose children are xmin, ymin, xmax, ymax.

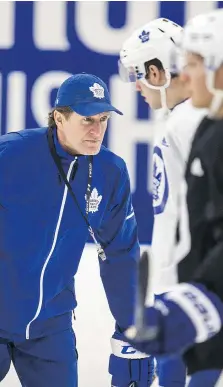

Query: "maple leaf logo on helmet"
<box><xmin>139</xmin><ymin>30</ymin><xmax>150</xmax><ymax>43</ymax></box>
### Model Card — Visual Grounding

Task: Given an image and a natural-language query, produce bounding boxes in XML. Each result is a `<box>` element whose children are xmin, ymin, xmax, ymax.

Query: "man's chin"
<box><xmin>83</xmin><ymin>144</ymin><xmax>101</xmax><ymax>156</ymax></box>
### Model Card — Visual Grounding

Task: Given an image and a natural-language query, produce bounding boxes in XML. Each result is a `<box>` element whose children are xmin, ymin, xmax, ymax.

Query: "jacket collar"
<box><xmin>53</xmin><ymin>128</ymin><xmax>77</xmax><ymax>161</ymax></box>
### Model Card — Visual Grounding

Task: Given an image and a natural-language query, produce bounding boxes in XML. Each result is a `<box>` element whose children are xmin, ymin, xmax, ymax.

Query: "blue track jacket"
<box><xmin>0</xmin><ymin>128</ymin><xmax>139</xmax><ymax>341</ymax></box>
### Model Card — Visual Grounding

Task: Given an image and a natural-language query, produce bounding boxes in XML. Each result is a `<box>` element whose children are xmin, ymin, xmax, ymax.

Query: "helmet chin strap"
<box><xmin>206</xmin><ymin>68</ymin><xmax>223</xmax><ymax>118</ymax></box>
<box><xmin>140</xmin><ymin>69</ymin><xmax>171</xmax><ymax>113</ymax></box>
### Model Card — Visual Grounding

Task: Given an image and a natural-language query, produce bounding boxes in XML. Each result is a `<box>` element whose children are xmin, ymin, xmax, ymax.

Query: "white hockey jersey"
<box><xmin>152</xmin><ymin>99</ymin><xmax>207</xmax><ymax>294</ymax></box>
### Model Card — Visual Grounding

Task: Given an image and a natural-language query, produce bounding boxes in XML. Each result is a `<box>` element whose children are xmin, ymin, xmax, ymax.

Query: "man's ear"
<box><xmin>54</xmin><ymin>110</ymin><xmax>63</xmax><ymax>125</ymax></box>
<box><xmin>147</xmin><ymin>65</ymin><xmax>164</xmax><ymax>86</ymax></box>
<box><xmin>179</xmin><ymin>71</ymin><xmax>189</xmax><ymax>84</ymax></box>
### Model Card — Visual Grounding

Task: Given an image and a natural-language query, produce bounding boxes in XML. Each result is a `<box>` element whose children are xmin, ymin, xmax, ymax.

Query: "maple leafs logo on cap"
<box><xmin>89</xmin><ymin>83</ymin><xmax>105</xmax><ymax>99</ymax></box>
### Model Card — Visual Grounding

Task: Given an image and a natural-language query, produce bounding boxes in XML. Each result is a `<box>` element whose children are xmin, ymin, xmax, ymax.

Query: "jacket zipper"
<box><xmin>25</xmin><ymin>159</ymin><xmax>77</xmax><ymax>340</ymax></box>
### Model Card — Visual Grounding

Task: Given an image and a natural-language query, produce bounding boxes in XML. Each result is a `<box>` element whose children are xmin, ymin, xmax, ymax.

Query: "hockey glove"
<box><xmin>109</xmin><ymin>330</ymin><xmax>155</xmax><ymax>387</ymax></box>
<box><xmin>125</xmin><ymin>282</ymin><xmax>223</xmax><ymax>357</ymax></box>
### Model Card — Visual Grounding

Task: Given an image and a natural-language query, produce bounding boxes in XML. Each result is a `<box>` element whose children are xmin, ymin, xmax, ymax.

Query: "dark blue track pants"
<box><xmin>0</xmin><ymin>328</ymin><xmax>78</xmax><ymax>386</ymax></box>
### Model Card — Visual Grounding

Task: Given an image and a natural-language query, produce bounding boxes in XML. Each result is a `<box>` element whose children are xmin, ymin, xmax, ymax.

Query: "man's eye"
<box><xmin>100</xmin><ymin>116</ymin><xmax>110</xmax><ymax>122</ymax></box>
<box><xmin>83</xmin><ymin>117</ymin><xmax>93</xmax><ymax>124</ymax></box>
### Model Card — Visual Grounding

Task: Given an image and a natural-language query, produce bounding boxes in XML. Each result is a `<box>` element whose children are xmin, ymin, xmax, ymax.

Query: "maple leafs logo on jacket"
<box><xmin>86</xmin><ymin>188</ymin><xmax>102</xmax><ymax>213</ymax></box>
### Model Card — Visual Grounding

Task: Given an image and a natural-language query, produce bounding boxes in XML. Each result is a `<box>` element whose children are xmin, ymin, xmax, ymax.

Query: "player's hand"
<box><xmin>125</xmin><ymin>283</ymin><xmax>223</xmax><ymax>357</ymax></box>
<box><xmin>109</xmin><ymin>330</ymin><xmax>155</xmax><ymax>386</ymax></box>
<box><xmin>109</xmin><ymin>354</ymin><xmax>154</xmax><ymax>387</ymax></box>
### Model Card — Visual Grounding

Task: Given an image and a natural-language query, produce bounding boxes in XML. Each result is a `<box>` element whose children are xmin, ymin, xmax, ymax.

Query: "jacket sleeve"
<box><xmin>152</xmin><ymin>130</ymin><xmax>184</xmax><ymax>293</ymax></box>
<box><xmin>98</xmin><ymin>162</ymin><xmax>140</xmax><ymax>331</ymax></box>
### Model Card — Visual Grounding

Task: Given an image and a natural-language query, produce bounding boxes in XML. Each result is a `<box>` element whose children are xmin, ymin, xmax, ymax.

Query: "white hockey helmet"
<box><xmin>181</xmin><ymin>9</ymin><xmax>223</xmax><ymax>115</ymax></box>
<box><xmin>119</xmin><ymin>18</ymin><xmax>183</xmax><ymax>110</ymax></box>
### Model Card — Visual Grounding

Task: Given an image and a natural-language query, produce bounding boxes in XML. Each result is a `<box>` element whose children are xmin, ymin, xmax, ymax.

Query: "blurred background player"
<box><xmin>173</xmin><ymin>8</ymin><xmax>223</xmax><ymax>387</ymax></box>
<box><xmin>123</xmin><ymin>8</ymin><xmax>223</xmax><ymax>387</ymax></box>
<box><xmin>0</xmin><ymin>73</ymin><xmax>154</xmax><ymax>387</ymax></box>
<box><xmin>119</xmin><ymin>17</ymin><xmax>206</xmax><ymax>387</ymax></box>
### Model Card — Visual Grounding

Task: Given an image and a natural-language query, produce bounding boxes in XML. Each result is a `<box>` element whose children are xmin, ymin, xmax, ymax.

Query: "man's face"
<box><xmin>135</xmin><ymin>66</ymin><xmax>166</xmax><ymax>110</ymax></box>
<box><xmin>136</xmin><ymin>80</ymin><xmax>162</xmax><ymax>109</ymax></box>
<box><xmin>183</xmin><ymin>52</ymin><xmax>213</xmax><ymax>108</ymax></box>
<box><xmin>57</xmin><ymin>111</ymin><xmax>110</xmax><ymax>155</ymax></box>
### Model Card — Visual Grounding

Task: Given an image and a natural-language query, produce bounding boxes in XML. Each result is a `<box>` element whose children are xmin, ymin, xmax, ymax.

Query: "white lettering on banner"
<box><xmin>109</xmin><ymin>75</ymin><xmax>155</xmax><ymax>192</ymax></box>
<box><xmin>75</xmin><ymin>1</ymin><xmax>158</xmax><ymax>54</ymax></box>
<box><xmin>0</xmin><ymin>2</ymin><xmax>220</xmax><ymax>54</ymax></box>
<box><xmin>33</xmin><ymin>2</ymin><xmax>70</xmax><ymax>51</ymax></box>
<box><xmin>186</xmin><ymin>1</ymin><xmax>216</xmax><ymax>21</ymax></box>
<box><xmin>7</xmin><ymin>72</ymin><xmax>26</xmax><ymax>133</ymax></box>
<box><xmin>0</xmin><ymin>2</ymin><xmax>15</xmax><ymax>49</ymax></box>
<box><xmin>31</xmin><ymin>71</ymin><xmax>72</xmax><ymax>126</ymax></box>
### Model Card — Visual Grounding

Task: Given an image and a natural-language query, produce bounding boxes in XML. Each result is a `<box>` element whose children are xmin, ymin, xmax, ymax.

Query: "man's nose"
<box><xmin>89</xmin><ymin>122</ymin><xmax>102</xmax><ymax>136</ymax></box>
<box><xmin>135</xmin><ymin>80</ymin><xmax>142</xmax><ymax>92</ymax></box>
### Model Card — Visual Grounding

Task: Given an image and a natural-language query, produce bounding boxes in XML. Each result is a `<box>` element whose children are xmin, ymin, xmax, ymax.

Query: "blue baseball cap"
<box><xmin>55</xmin><ymin>73</ymin><xmax>123</xmax><ymax>116</ymax></box>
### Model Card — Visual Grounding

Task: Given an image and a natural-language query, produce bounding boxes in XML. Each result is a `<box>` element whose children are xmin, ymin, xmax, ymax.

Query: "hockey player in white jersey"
<box><xmin>119</xmin><ymin>18</ymin><xmax>206</xmax><ymax>387</ymax></box>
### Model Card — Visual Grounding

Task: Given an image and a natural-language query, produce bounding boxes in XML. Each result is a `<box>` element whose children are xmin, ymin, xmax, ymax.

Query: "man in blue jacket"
<box><xmin>0</xmin><ymin>73</ymin><xmax>154</xmax><ymax>386</ymax></box>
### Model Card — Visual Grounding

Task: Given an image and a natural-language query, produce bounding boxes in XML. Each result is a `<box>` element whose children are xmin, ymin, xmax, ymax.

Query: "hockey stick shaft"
<box><xmin>133</xmin><ymin>250</ymin><xmax>158</xmax><ymax>341</ymax></box>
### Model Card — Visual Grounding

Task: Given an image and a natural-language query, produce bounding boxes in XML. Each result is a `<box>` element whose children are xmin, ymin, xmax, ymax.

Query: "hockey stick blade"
<box><xmin>128</xmin><ymin>251</ymin><xmax>158</xmax><ymax>341</ymax></box>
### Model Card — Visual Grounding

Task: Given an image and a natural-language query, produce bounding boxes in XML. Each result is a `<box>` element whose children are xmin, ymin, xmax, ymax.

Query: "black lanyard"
<box><xmin>47</xmin><ymin>127</ymin><xmax>106</xmax><ymax>261</ymax></box>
